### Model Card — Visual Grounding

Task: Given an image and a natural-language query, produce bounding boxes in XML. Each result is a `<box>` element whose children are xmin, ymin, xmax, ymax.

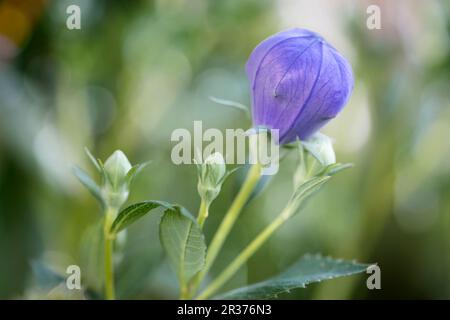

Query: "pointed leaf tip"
<box><xmin>110</xmin><ymin>200</ymin><xmax>172</xmax><ymax>234</ymax></box>
<box><xmin>84</xmin><ymin>147</ymin><xmax>101</xmax><ymax>172</ymax></box>
<box><xmin>72</xmin><ymin>166</ymin><xmax>103</xmax><ymax>205</ymax></box>
<box><xmin>209</xmin><ymin>96</ymin><xmax>250</xmax><ymax>118</ymax></box>
<box><xmin>215</xmin><ymin>254</ymin><xmax>370</xmax><ymax>299</ymax></box>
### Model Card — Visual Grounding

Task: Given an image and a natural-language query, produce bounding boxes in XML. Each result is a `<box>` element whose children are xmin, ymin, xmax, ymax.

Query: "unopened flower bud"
<box><xmin>302</xmin><ymin>132</ymin><xmax>336</xmax><ymax>166</ymax></box>
<box><xmin>102</xmin><ymin>150</ymin><xmax>132</xmax><ymax>209</ymax></box>
<box><xmin>197</xmin><ymin>152</ymin><xmax>227</xmax><ymax>206</ymax></box>
<box><xmin>247</xmin><ymin>28</ymin><xmax>354</xmax><ymax>144</ymax></box>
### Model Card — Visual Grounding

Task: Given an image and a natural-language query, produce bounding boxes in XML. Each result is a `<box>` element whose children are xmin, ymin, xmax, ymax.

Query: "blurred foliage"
<box><xmin>0</xmin><ymin>0</ymin><xmax>449</xmax><ymax>299</ymax></box>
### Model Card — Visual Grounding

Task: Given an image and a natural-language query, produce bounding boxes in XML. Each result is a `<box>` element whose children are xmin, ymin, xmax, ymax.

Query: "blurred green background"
<box><xmin>0</xmin><ymin>0</ymin><xmax>449</xmax><ymax>299</ymax></box>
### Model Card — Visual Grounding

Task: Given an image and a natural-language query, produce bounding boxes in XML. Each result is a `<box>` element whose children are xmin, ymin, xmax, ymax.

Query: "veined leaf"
<box><xmin>216</xmin><ymin>254</ymin><xmax>371</xmax><ymax>299</ymax></box>
<box><xmin>320</xmin><ymin>162</ymin><xmax>354</xmax><ymax>177</ymax></box>
<box><xmin>159</xmin><ymin>206</ymin><xmax>206</xmax><ymax>287</ymax></box>
<box><xmin>72</xmin><ymin>166</ymin><xmax>103</xmax><ymax>205</ymax></box>
<box><xmin>287</xmin><ymin>176</ymin><xmax>331</xmax><ymax>218</ymax></box>
<box><xmin>291</xmin><ymin>176</ymin><xmax>330</xmax><ymax>201</ymax></box>
<box><xmin>110</xmin><ymin>200</ymin><xmax>173</xmax><ymax>234</ymax></box>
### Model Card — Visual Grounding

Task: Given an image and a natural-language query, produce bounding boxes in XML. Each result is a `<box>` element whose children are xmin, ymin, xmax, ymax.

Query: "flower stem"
<box><xmin>180</xmin><ymin>284</ymin><xmax>190</xmax><ymax>300</ymax></box>
<box><xmin>196</xmin><ymin>208</ymin><xmax>290</xmax><ymax>300</ymax></box>
<box><xmin>197</xmin><ymin>200</ymin><xmax>209</xmax><ymax>229</ymax></box>
<box><xmin>190</xmin><ymin>163</ymin><xmax>262</xmax><ymax>296</ymax></box>
<box><xmin>103</xmin><ymin>207</ymin><xmax>117</xmax><ymax>300</ymax></box>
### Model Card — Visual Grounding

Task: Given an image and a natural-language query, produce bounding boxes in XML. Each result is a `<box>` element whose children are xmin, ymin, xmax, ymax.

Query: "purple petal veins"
<box><xmin>246</xmin><ymin>28</ymin><xmax>354</xmax><ymax>144</ymax></box>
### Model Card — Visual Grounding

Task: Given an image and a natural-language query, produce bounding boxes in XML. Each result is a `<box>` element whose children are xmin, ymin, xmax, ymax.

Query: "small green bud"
<box><xmin>104</xmin><ymin>150</ymin><xmax>132</xmax><ymax>189</ymax></box>
<box><xmin>293</xmin><ymin>133</ymin><xmax>337</xmax><ymax>188</ymax></box>
<box><xmin>196</xmin><ymin>152</ymin><xmax>227</xmax><ymax>206</ymax></box>
<box><xmin>302</xmin><ymin>132</ymin><xmax>336</xmax><ymax>166</ymax></box>
<box><xmin>101</xmin><ymin>150</ymin><xmax>132</xmax><ymax>209</ymax></box>
<box><xmin>74</xmin><ymin>148</ymin><xmax>148</xmax><ymax>212</ymax></box>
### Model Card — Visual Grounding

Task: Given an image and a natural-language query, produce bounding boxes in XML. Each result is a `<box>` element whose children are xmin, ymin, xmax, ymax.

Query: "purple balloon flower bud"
<box><xmin>246</xmin><ymin>28</ymin><xmax>354</xmax><ymax>144</ymax></box>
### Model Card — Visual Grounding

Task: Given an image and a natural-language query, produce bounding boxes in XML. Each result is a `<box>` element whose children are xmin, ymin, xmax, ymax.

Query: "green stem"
<box><xmin>103</xmin><ymin>207</ymin><xmax>116</xmax><ymax>300</ymax></box>
<box><xmin>180</xmin><ymin>285</ymin><xmax>190</xmax><ymax>300</ymax></box>
<box><xmin>197</xmin><ymin>208</ymin><xmax>290</xmax><ymax>300</ymax></box>
<box><xmin>197</xmin><ymin>200</ymin><xmax>209</xmax><ymax>229</ymax></box>
<box><xmin>190</xmin><ymin>163</ymin><xmax>262</xmax><ymax>296</ymax></box>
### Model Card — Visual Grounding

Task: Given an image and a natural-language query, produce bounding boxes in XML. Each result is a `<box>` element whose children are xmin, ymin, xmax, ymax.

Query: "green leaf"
<box><xmin>209</xmin><ymin>96</ymin><xmax>250</xmax><ymax>118</ymax></box>
<box><xmin>159</xmin><ymin>206</ymin><xmax>206</xmax><ymax>287</ymax></box>
<box><xmin>84</xmin><ymin>147</ymin><xmax>101</xmax><ymax>172</ymax></box>
<box><xmin>110</xmin><ymin>200</ymin><xmax>173</xmax><ymax>234</ymax></box>
<box><xmin>291</xmin><ymin>176</ymin><xmax>330</xmax><ymax>201</ymax></box>
<box><xmin>287</xmin><ymin>176</ymin><xmax>331</xmax><ymax>218</ymax></box>
<box><xmin>219</xmin><ymin>165</ymin><xmax>241</xmax><ymax>185</ymax></box>
<box><xmin>97</xmin><ymin>158</ymin><xmax>113</xmax><ymax>186</ymax></box>
<box><xmin>216</xmin><ymin>254</ymin><xmax>370</xmax><ymax>299</ymax></box>
<box><xmin>320</xmin><ymin>162</ymin><xmax>354</xmax><ymax>177</ymax></box>
<box><xmin>126</xmin><ymin>161</ymin><xmax>151</xmax><ymax>186</ymax></box>
<box><xmin>72</xmin><ymin>166</ymin><xmax>103</xmax><ymax>205</ymax></box>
